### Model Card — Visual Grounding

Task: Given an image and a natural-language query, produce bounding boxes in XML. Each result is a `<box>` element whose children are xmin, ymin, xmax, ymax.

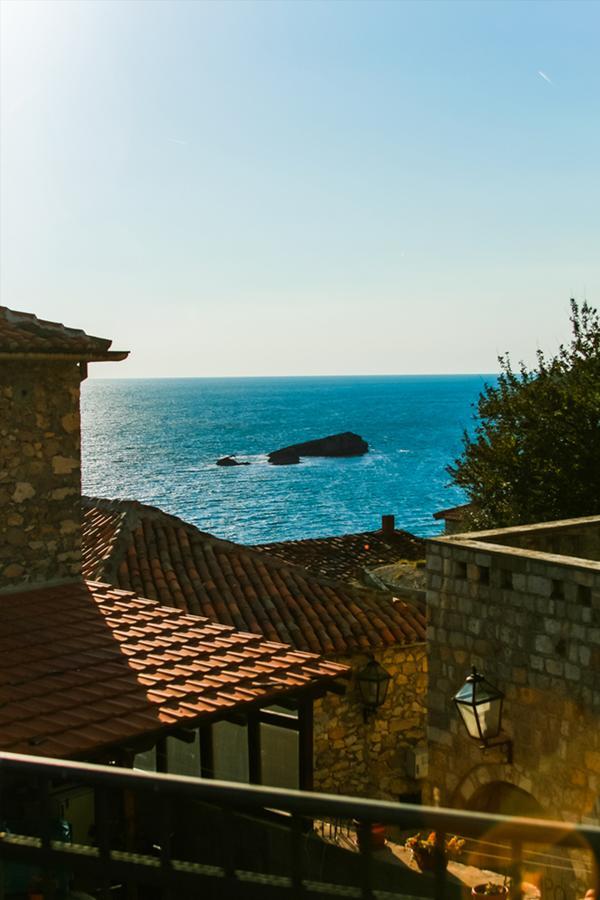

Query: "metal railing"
<box><xmin>1</xmin><ymin>751</ymin><xmax>599</xmax><ymax>900</ymax></box>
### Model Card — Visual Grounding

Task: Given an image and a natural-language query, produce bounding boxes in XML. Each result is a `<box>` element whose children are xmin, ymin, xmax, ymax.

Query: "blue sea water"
<box><xmin>81</xmin><ymin>375</ymin><xmax>493</xmax><ymax>543</ymax></box>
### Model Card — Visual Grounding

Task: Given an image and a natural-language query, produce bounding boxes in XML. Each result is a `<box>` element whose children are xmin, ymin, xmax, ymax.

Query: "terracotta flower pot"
<box><xmin>412</xmin><ymin>847</ymin><xmax>448</xmax><ymax>873</ymax></box>
<box><xmin>472</xmin><ymin>884</ymin><xmax>509</xmax><ymax>899</ymax></box>
<box><xmin>354</xmin><ymin>820</ymin><xmax>387</xmax><ymax>851</ymax></box>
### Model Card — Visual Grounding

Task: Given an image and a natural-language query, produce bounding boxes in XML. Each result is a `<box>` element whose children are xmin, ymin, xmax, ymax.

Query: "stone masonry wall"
<box><xmin>314</xmin><ymin>643</ymin><xmax>427</xmax><ymax>800</ymax></box>
<box><xmin>424</xmin><ymin>536</ymin><xmax>600</xmax><ymax>825</ymax></box>
<box><xmin>0</xmin><ymin>361</ymin><xmax>82</xmax><ymax>591</ymax></box>
<box><xmin>483</xmin><ymin>520</ymin><xmax>600</xmax><ymax>563</ymax></box>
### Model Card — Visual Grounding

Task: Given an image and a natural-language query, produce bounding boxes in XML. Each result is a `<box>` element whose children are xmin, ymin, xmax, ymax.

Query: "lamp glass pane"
<box><xmin>454</xmin><ymin>682</ymin><xmax>476</xmax><ymax>704</ymax></box>
<box><xmin>360</xmin><ymin>678</ymin><xmax>379</xmax><ymax>707</ymax></box>
<box><xmin>456</xmin><ymin>703</ymin><xmax>481</xmax><ymax>739</ymax></box>
<box><xmin>357</xmin><ymin>660</ymin><xmax>391</xmax><ymax>709</ymax></box>
<box><xmin>476</xmin><ymin>698</ymin><xmax>502</xmax><ymax>739</ymax></box>
<box><xmin>474</xmin><ymin>683</ymin><xmax>501</xmax><ymax>704</ymax></box>
<box><xmin>378</xmin><ymin>678</ymin><xmax>390</xmax><ymax>706</ymax></box>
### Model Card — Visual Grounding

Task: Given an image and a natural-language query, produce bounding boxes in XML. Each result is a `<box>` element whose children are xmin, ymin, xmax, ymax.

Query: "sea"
<box><xmin>81</xmin><ymin>375</ymin><xmax>494</xmax><ymax>543</ymax></box>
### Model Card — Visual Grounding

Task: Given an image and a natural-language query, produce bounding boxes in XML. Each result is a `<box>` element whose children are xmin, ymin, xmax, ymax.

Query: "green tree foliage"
<box><xmin>448</xmin><ymin>300</ymin><xmax>600</xmax><ymax>528</ymax></box>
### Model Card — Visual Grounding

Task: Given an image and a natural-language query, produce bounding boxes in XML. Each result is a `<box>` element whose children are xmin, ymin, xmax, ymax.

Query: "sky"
<box><xmin>1</xmin><ymin>0</ymin><xmax>599</xmax><ymax>377</ymax></box>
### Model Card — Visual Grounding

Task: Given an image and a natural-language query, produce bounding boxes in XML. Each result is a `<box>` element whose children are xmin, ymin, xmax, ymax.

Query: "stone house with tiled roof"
<box><xmin>0</xmin><ymin>307</ymin><xmax>346</xmax><ymax>790</ymax></box>
<box><xmin>253</xmin><ymin>516</ymin><xmax>424</xmax><ymax>587</ymax></box>
<box><xmin>432</xmin><ymin>502</ymin><xmax>475</xmax><ymax>535</ymax></box>
<box><xmin>81</xmin><ymin>499</ymin><xmax>424</xmax><ymax>654</ymax></box>
<box><xmin>82</xmin><ymin>496</ymin><xmax>428</xmax><ymax>800</ymax></box>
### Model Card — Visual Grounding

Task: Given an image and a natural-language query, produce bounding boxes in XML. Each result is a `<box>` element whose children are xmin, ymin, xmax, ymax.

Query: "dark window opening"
<box><xmin>455</xmin><ymin>561</ymin><xmax>467</xmax><ymax>579</ymax></box>
<box><xmin>551</xmin><ymin>580</ymin><xmax>564</xmax><ymax>600</ymax></box>
<box><xmin>477</xmin><ymin>565</ymin><xmax>490</xmax><ymax>586</ymax></box>
<box><xmin>578</xmin><ymin>585</ymin><xmax>592</xmax><ymax>607</ymax></box>
<box><xmin>500</xmin><ymin>570</ymin><xmax>513</xmax><ymax>590</ymax></box>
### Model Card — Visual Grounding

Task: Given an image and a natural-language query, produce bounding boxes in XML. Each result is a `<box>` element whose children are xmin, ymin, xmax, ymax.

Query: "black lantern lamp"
<box><xmin>356</xmin><ymin>657</ymin><xmax>391</xmax><ymax>722</ymax></box>
<box><xmin>453</xmin><ymin>667</ymin><xmax>512</xmax><ymax>763</ymax></box>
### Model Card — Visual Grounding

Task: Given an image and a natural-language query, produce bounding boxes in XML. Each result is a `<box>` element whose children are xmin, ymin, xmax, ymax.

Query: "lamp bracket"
<box><xmin>479</xmin><ymin>736</ymin><xmax>513</xmax><ymax>764</ymax></box>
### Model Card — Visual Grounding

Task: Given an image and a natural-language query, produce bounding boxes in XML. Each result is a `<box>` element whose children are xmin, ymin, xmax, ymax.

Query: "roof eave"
<box><xmin>0</xmin><ymin>350</ymin><xmax>129</xmax><ymax>362</ymax></box>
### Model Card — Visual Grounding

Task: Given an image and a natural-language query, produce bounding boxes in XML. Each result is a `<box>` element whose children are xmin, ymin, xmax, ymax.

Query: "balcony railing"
<box><xmin>1</xmin><ymin>751</ymin><xmax>599</xmax><ymax>900</ymax></box>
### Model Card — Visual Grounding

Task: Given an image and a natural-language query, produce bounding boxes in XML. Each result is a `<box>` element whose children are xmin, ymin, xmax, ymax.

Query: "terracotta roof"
<box><xmin>82</xmin><ymin>498</ymin><xmax>426</xmax><ymax>655</ymax></box>
<box><xmin>0</xmin><ymin>306</ymin><xmax>128</xmax><ymax>361</ymax></box>
<box><xmin>433</xmin><ymin>503</ymin><xmax>474</xmax><ymax>521</ymax></box>
<box><xmin>0</xmin><ymin>580</ymin><xmax>345</xmax><ymax>759</ymax></box>
<box><xmin>252</xmin><ymin>529</ymin><xmax>424</xmax><ymax>584</ymax></box>
<box><xmin>81</xmin><ymin>504</ymin><xmax>126</xmax><ymax>577</ymax></box>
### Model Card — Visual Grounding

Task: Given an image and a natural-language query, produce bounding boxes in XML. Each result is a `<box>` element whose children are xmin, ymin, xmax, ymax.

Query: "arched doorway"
<box><xmin>466</xmin><ymin>780</ymin><xmax>548</xmax><ymax>818</ymax></box>
<box><xmin>465</xmin><ymin>782</ymin><xmax>581</xmax><ymax>900</ymax></box>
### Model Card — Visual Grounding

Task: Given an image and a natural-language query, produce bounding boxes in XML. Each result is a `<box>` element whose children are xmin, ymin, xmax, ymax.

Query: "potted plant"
<box><xmin>471</xmin><ymin>881</ymin><xmax>509</xmax><ymax>898</ymax></box>
<box><xmin>405</xmin><ymin>831</ymin><xmax>465</xmax><ymax>872</ymax></box>
<box><xmin>353</xmin><ymin>819</ymin><xmax>387</xmax><ymax>851</ymax></box>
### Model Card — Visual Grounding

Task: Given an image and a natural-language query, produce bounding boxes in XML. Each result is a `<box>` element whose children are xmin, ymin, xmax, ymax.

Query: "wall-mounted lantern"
<box><xmin>453</xmin><ymin>667</ymin><xmax>512</xmax><ymax>763</ymax></box>
<box><xmin>356</xmin><ymin>657</ymin><xmax>391</xmax><ymax>722</ymax></box>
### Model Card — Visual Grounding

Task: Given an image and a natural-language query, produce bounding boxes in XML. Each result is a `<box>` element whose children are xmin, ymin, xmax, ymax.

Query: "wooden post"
<box><xmin>199</xmin><ymin>724</ymin><xmax>214</xmax><ymax>779</ymax></box>
<box><xmin>298</xmin><ymin>698</ymin><xmax>314</xmax><ymax>791</ymax></box>
<box><xmin>156</xmin><ymin>736</ymin><xmax>167</xmax><ymax>773</ymax></box>
<box><xmin>247</xmin><ymin>711</ymin><xmax>262</xmax><ymax>785</ymax></box>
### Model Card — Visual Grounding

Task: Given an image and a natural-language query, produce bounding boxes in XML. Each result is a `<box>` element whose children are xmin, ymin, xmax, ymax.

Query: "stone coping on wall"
<box><xmin>429</xmin><ymin>538</ymin><xmax>600</xmax><ymax>574</ymax></box>
<box><xmin>431</xmin><ymin>514</ymin><xmax>600</xmax><ymax>544</ymax></box>
<box><xmin>428</xmin><ymin>515</ymin><xmax>600</xmax><ymax>575</ymax></box>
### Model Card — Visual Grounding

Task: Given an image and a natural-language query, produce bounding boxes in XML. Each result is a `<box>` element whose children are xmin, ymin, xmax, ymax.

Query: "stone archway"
<box><xmin>466</xmin><ymin>780</ymin><xmax>549</xmax><ymax>818</ymax></box>
<box><xmin>450</xmin><ymin>764</ymin><xmax>554</xmax><ymax>818</ymax></box>
<box><xmin>457</xmin><ymin>777</ymin><xmax>581</xmax><ymax>900</ymax></box>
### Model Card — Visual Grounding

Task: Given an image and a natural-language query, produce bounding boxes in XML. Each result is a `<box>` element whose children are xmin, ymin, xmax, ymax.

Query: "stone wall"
<box><xmin>424</xmin><ymin>532</ymin><xmax>600</xmax><ymax>826</ymax></box>
<box><xmin>481</xmin><ymin>518</ymin><xmax>600</xmax><ymax>562</ymax></box>
<box><xmin>0</xmin><ymin>361</ymin><xmax>82</xmax><ymax>591</ymax></box>
<box><xmin>314</xmin><ymin>643</ymin><xmax>427</xmax><ymax>799</ymax></box>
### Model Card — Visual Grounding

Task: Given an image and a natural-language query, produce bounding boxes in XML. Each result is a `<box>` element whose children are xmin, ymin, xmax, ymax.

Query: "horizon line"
<box><xmin>88</xmin><ymin>371</ymin><xmax>500</xmax><ymax>381</ymax></box>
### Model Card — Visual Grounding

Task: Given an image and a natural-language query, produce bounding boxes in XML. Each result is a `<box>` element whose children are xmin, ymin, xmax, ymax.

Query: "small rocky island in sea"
<box><xmin>268</xmin><ymin>431</ymin><xmax>368</xmax><ymax>465</ymax></box>
<box><xmin>216</xmin><ymin>432</ymin><xmax>369</xmax><ymax>467</ymax></box>
<box><xmin>216</xmin><ymin>456</ymin><xmax>250</xmax><ymax>467</ymax></box>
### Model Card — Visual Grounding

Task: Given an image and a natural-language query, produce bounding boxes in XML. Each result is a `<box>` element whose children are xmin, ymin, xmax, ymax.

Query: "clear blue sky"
<box><xmin>1</xmin><ymin>0</ymin><xmax>598</xmax><ymax>377</ymax></box>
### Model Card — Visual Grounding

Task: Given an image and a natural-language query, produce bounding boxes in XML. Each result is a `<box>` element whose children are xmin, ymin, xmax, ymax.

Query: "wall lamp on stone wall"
<box><xmin>356</xmin><ymin>657</ymin><xmax>391</xmax><ymax>722</ymax></box>
<box><xmin>453</xmin><ymin>668</ymin><xmax>513</xmax><ymax>763</ymax></box>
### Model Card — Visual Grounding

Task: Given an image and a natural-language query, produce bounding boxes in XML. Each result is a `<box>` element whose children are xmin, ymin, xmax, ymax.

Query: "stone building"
<box><xmin>0</xmin><ymin>302</ymin><xmax>427</xmax><ymax>802</ymax></box>
<box><xmin>425</xmin><ymin>515</ymin><xmax>600</xmax><ymax>825</ymax></box>
<box><xmin>432</xmin><ymin>503</ymin><xmax>475</xmax><ymax>535</ymax></box>
<box><xmin>253</xmin><ymin>515</ymin><xmax>424</xmax><ymax>586</ymax></box>
<box><xmin>82</xmin><ymin>496</ymin><xmax>428</xmax><ymax>799</ymax></box>
<box><xmin>0</xmin><ymin>307</ymin><xmax>127</xmax><ymax>590</ymax></box>
<box><xmin>0</xmin><ymin>306</ymin><xmax>346</xmax><ymax>787</ymax></box>
<box><xmin>254</xmin><ymin>522</ymin><xmax>427</xmax><ymax>798</ymax></box>
<box><xmin>313</xmin><ymin>641</ymin><xmax>427</xmax><ymax>800</ymax></box>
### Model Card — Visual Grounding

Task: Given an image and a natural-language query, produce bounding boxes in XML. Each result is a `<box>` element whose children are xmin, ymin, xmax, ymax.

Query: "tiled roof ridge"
<box><xmin>82</xmin><ymin>495</ymin><xmax>408</xmax><ymax>596</ymax></box>
<box><xmin>82</xmin><ymin>496</ymin><xmax>223</xmax><ymax>580</ymax></box>
<box><xmin>251</xmin><ymin>527</ymin><xmax>425</xmax><ymax>588</ymax></box>
<box><xmin>81</xmin><ymin>507</ymin><xmax>129</xmax><ymax>582</ymax></box>
<box><xmin>253</xmin><ymin>527</ymin><xmax>419</xmax><ymax>549</ymax></box>
<box><xmin>82</xmin><ymin>497</ymin><xmax>427</xmax><ymax>652</ymax></box>
<box><xmin>84</xmin><ymin>495</ymin><xmax>234</xmax><ymax>543</ymax></box>
<box><xmin>0</xmin><ymin>306</ymin><xmax>113</xmax><ymax>353</ymax></box>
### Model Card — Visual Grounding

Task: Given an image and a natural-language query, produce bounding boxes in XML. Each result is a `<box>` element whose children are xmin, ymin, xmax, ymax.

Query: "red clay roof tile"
<box><xmin>0</xmin><ymin>580</ymin><xmax>346</xmax><ymax>759</ymax></box>
<box><xmin>253</xmin><ymin>528</ymin><xmax>424</xmax><ymax>584</ymax></box>
<box><xmin>82</xmin><ymin>498</ymin><xmax>426</xmax><ymax>654</ymax></box>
